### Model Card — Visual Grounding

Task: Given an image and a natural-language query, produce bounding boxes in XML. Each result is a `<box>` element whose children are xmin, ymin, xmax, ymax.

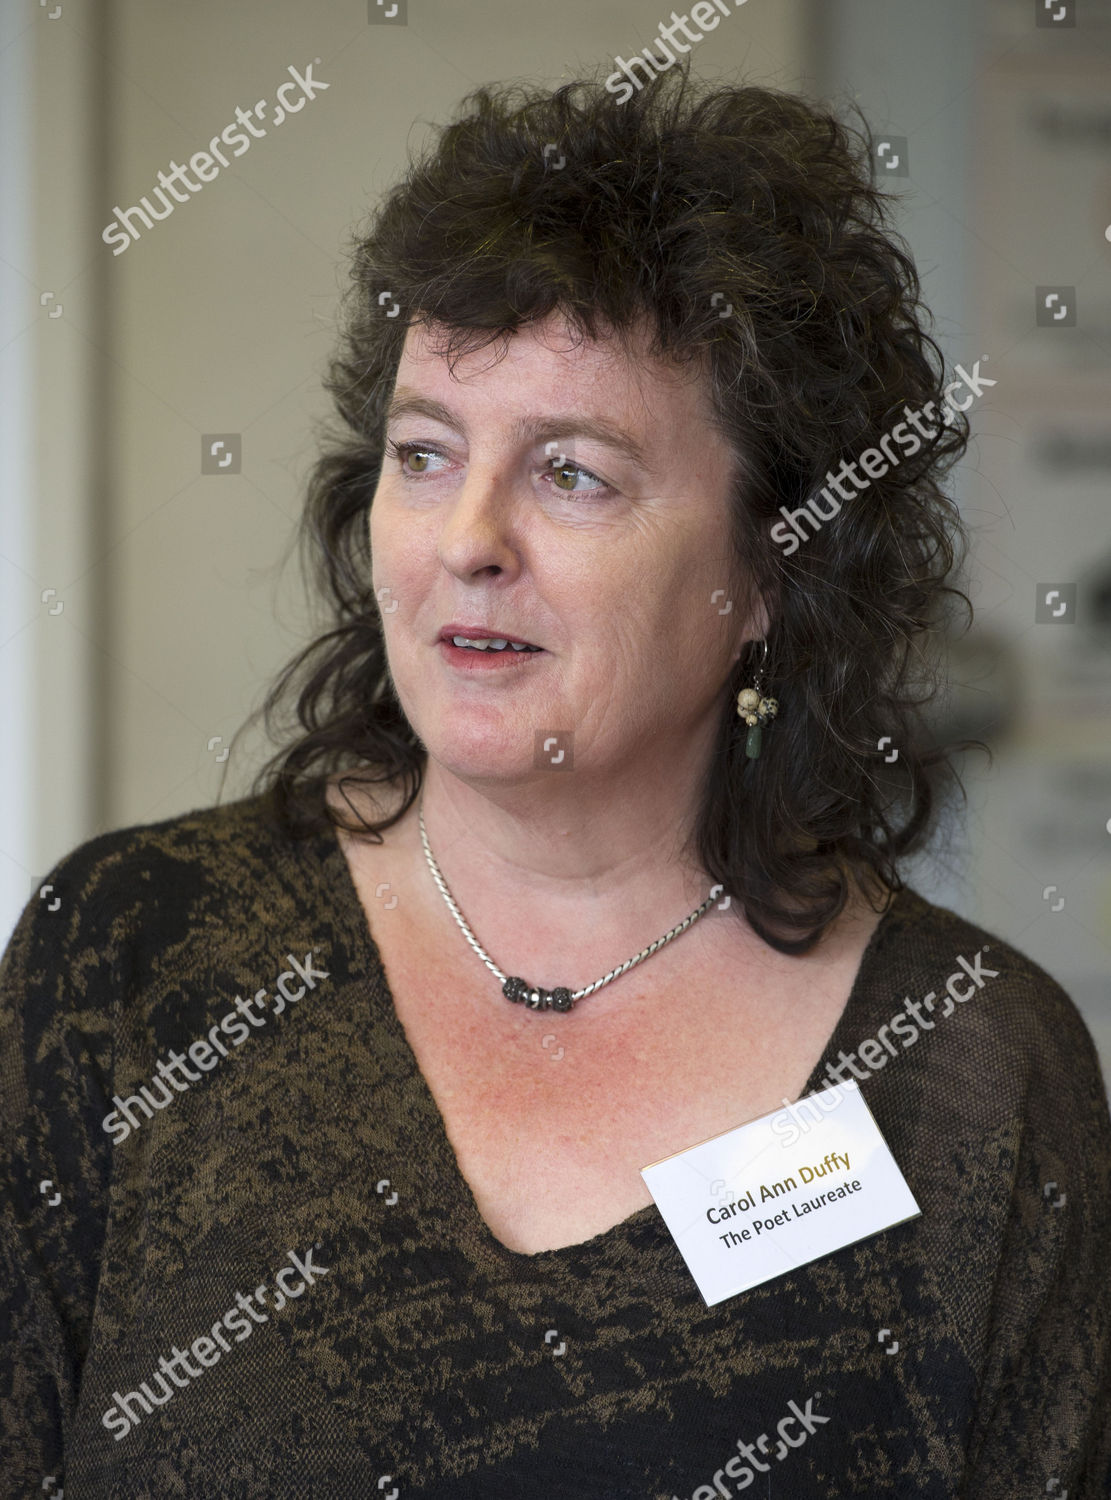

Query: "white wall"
<box><xmin>0</xmin><ymin>0</ymin><xmax>101</xmax><ymax>948</ymax></box>
<box><xmin>0</xmin><ymin>1</ymin><xmax>34</xmax><ymax>948</ymax></box>
<box><xmin>813</xmin><ymin>0</ymin><xmax>1111</xmax><ymax>1076</ymax></box>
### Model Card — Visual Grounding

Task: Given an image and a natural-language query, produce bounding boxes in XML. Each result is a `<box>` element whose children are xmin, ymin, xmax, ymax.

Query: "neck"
<box><xmin>423</xmin><ymin>751</ymin><xmax>707</xmax><ymax>880</ymax></box>
<box><xmin>405</xmin><ymin>752</ymin><xmax>740</xmax><ymax>998</ymax></box>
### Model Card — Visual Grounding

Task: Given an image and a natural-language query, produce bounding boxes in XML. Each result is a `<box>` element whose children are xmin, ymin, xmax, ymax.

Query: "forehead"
<box><xmin>392</xmin><ymin>312</ymin><xmax>719</xmax><ymax>434</ymax></box>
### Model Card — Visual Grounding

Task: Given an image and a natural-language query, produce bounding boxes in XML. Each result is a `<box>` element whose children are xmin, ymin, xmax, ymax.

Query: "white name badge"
<box><xmin>640</xmin><ymin>1081</ymin><xmax>920</xmax><ymax>1307</ymax></box>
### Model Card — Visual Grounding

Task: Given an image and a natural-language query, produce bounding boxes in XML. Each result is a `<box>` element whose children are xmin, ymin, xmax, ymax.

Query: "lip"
<box><xmin>438</xmin><ymin>623</ymin><xmax>540</xmax><ymax>647</ymax></box>
<box><xmin>438</xmin><ymin>635</ymin><xmax>547</xmax><ymax>671</ymax></box>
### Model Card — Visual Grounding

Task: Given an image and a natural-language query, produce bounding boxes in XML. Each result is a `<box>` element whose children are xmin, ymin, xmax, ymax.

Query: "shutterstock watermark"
<box><xmin>771</xmin><ymin>360</ymin><xmax>997</xmax><ymax>556</ymax></box>
<box><xmin>100</xmin><ymin>1244</ymin><xmax>330</xmax><ymax>1441</ymax></box>
<box><xmin>771</xmin><ymin>947</ymin><xmax>1000</xmax><ymax>1147</ymax></box>
<box><xmin>101</xmin><ymin>949</ymin><xmax>330</xmax><ymax>1144</ymax></box>
<box><xmin>606</xmin><ymin>2</ymin><xmax>750</xmax><ymax>104</ymax></box>
<box><xmin>101</xmin><ymin>60</ymin><xmax>329</xmax><ymax>255</ymax></box>
<box><xmin>673</xmin><ymin>1391</ymin><xmax>830</xmax><ymax>1498</ymax></box>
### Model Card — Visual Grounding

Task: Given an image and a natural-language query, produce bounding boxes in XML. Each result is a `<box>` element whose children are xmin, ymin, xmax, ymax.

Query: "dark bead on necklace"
<box><xmin>503</xmin><ymin>976</ymin><xmax>573</xmax><ymax>1011</ymax></box>
<box><xmin>502</xmin><ymin>976</ymin><xmax>528</xmax><ymax>1004</ymax></box>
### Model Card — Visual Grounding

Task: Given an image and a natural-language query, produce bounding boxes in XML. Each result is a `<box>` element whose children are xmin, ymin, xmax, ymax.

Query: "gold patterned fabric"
<box><xmin>2</xmin><ymin>793</ymin><xmax>1109</xmax><ymax>1497</ymax></box>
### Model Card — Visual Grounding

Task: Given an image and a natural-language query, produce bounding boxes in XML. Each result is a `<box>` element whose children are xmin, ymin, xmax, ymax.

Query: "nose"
<box><xmin>437</xmin><ymin>460</ymin><xmax>522</xmax><ymax>580</ymax></box>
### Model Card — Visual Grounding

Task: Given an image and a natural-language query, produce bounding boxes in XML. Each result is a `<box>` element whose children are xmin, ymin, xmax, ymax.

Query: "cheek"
<box><xmin>367</xmin><ymin>501</ymin><xmax>386</xmax><ymax>575</ymax></box>
<box><xmin>643</xmin><ymin>564</ymin><xmax>722</xmax><ymax>641</ymax></box>
<box><xmin>369</xmin><ymin>492</ymin><xmax>400</xmax><ymax>556</ymax></box>
<box><xmin>370</xmin><ymin>506</ymin><xmax>426</xmax><ymax>590</ymax></box>
<box><xmin>369</xmin><ymin>514</ymin><xmax>413</xmax><ymax>633</ymax></box>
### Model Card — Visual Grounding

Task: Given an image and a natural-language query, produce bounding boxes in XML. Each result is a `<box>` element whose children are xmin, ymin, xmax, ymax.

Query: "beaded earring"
<box><xmin>736</xmin><ymin>639</ymin><xmax>778</xmax><ymax>760</ymax></box>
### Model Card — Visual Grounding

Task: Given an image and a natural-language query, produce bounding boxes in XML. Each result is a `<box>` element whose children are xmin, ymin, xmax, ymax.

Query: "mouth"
<box><xmin>437</xmin><ymin>628</ymin><xmax>547</xmax><ymax>670</ymax></box>
<box><xmin>445</xmin><ymin>635</ymin><xmax>542</xmax><ymax>653</ymax></box>
<box><xmin>438</xmin><ymin>625</ymin><xmax>543</xmax><ymax>651</ymax></box>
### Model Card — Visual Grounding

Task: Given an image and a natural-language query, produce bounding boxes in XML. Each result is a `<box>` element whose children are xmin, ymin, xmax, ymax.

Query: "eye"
<box><xmin>383</xmin><ymin>438</ymin><xmax>614</xmax><ymax>499</ymax></box>
<box><xmin>384</xmin><ymin>440</ymin><xmax>449</xmax><ymax>478</ymax></box>
<box><xmin>542</xmin><ymin>456</ymin><xmax>612</xmax><ymax>499</ymax></box>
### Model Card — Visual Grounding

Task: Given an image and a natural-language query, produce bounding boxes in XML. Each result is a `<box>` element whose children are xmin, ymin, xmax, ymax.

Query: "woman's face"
<box><xmin>369</xmin><ymin>311</ymin><xmax>760</xmax><ymax>787</ymax></box>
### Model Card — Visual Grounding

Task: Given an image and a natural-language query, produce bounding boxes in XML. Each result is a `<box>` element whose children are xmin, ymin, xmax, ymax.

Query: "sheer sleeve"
<box><xmin>959</xmin><ymin>986</ymin><xmax>1111</xmax><ymax>1498</ymax></box>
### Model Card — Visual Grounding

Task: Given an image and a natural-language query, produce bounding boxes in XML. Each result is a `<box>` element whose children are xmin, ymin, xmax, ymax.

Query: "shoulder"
<box><xmin>857</xmin><ymin>884</ymin><xmax>1107</xmax><ymax>1125</ymax></box>
<box><xmin>1</xmin><ymin>791</ymin><xmax>350</xmax><ymax>1131</ymax></box>
<box><xmin>843</xmin><ymin>885</ymin><xmax>1111</xmax><ymax>1345</ymax></box>
<box><xmin>3</xmin><ymin>791</ymin><xmax>334</xmax><ymax>1000</ymax></box>
<box><xmin>35</xmin><ymin>790</ymin><xmax>295</xmax><ymax>899</ymax></box>
<box><xmin>41</xmin><ymin>789</ymin><xmax>315</xmax><ymax>907</ymax></box>
<box><xmin>851</xmin><ymin>888</ymin><xmax>1103</xmax><ymax>1116</ymax></box>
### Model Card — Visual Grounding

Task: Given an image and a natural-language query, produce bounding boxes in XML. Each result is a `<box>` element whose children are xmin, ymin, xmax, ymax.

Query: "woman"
<box><xmin>2</xmin><ymin>59</ymin><xmax>1109</xmax><ymax>1499</ymax></box>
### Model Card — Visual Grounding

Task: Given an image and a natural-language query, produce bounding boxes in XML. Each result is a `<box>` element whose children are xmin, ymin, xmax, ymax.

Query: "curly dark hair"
<box><xmin>246</xmin><ymin>55</ymin><xmax>979</xmax><ymax>955</ymax></box>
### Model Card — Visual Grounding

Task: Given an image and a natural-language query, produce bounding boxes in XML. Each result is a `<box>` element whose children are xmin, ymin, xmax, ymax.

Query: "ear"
<box><xmin>730</xmin><ymin>590</ymin><xmax>773</xmax><ymax>664</ymax></box>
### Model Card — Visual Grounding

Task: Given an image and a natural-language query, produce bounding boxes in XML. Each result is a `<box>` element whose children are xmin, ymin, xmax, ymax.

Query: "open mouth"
<box><xmin>449</xmin><ymin>636</ymin><xmax>542</xmax><ymax>653</ymax></box>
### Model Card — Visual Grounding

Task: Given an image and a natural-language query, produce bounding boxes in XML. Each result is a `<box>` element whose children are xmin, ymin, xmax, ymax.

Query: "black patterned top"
<box><xmin>2</xmin><ymin>792</ymin><xmax>1109</xmax><ymax>1499</ymax></box>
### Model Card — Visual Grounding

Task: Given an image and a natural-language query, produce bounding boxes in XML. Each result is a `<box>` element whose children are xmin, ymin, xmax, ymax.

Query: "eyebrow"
<box><xmin>383</xmin><ymin>389</ymin><xmax>656</xmax><ymax>473</ymax></box>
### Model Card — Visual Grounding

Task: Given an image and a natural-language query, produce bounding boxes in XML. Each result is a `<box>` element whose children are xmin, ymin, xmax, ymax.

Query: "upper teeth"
<box><xmin>452</xmin><ymin>635</ymin><xmax>533</xmax><ymax>651</ymax></box>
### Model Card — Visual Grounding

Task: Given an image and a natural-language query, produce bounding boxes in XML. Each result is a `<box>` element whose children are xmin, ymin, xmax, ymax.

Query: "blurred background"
<box><xmin>2</xmin><ymin>0</ymin><xmax>1109</xmax><ymax>1078</ymax></box>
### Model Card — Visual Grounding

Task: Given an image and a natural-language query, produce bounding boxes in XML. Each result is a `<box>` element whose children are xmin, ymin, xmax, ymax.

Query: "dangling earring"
<box><xmin>736</xmin><ymin>639</ymin><xmax>778</xmax><ymax>760</ymax></box>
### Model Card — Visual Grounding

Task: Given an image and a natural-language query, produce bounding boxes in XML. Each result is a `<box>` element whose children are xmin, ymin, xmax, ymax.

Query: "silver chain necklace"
<box><xmin>417</xmin><ymin>794</ymin><xmax>718</xmax><ymax>1012</ymax></box>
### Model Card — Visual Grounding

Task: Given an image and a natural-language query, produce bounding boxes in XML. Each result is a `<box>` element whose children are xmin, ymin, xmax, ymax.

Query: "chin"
<box><xmin>430</xmin><ymin>749</ymin><xmax>538</xmax><ymax>786</ymax></box>
<box><xmin>412</xmin><ymin>712</ymin><xmax>531</xmax><ymax>778</ymax></box>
